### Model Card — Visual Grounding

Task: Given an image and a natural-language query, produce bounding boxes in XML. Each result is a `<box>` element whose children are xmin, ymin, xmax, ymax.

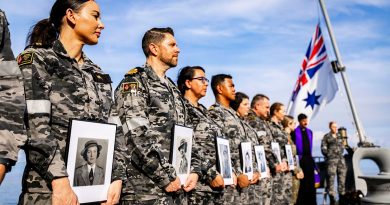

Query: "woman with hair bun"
<box><xmin>18</xmin><ymin>1</ymin><xmax>123</xmax><ymax>204</ymax></box>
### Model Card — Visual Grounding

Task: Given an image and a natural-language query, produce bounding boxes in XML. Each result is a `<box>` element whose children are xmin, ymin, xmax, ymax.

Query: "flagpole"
<box><xmin>318</xmin><ymin>0</ymin><xmax>366</xmax><ymax>144</ymax></box>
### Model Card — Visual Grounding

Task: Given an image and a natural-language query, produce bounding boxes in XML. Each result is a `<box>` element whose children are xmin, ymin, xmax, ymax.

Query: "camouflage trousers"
<box><xmin>326</xmin><ymin>158</ymin><xmax>347</xmax><ymax>197</ymax></box>
<box><xmin>120</xmin><ymin>192</ymin><xmax>187</xmax><ymax>205</ymax></box>
<box><xmin>291</xmin><ymin>174</ymin><xmax>300</xmax><ymax>204</ymax></box>
<box><xmin>282</xmin><ymin>172</ymin><xmax>293</xmax><ymax>204</ymax></box>
<box><xmin>271</xmin><ymin>172</ymin><xmax>290</xmax><ymax>205</ymax></box>
<box><xmin>250</xmin><ymin>184</ymin><xmax>262</xmax><ymax>205</ymax></box>
<box><xmin>188</xmin><ymin>191</ymin><xmax>224</xmax><ymax>205</ymax></box>
<box><xmin>222</xmin><ymin>186</ymin><xmax>241</xmax><ymax>205</ymax></box>
<box><xmin>259</xmin><ymin>177</ymin><xmax>272</xmax><ymax>205</ymax></box>
<box><xmin>240</xmin><ymin>184</ymin><xmax>261</xmax><ymax>205</ymax></box>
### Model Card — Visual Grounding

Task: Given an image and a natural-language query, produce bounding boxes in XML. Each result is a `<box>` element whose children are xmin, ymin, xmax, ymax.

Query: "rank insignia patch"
<box><xmin>122</xmin><ymin>82</ymin><xmax>138</xmax><ymax>94</ymax></box>
<box><xmin>18</xmin><ymin>52</ymin><xmax>34</xmax><ymax>66</ymax></box>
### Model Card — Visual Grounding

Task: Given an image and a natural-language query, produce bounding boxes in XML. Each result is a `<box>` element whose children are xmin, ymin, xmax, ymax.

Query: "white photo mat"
<box><xmin>171</xmin><ymin>125</ymin><xmax>193</xmax><ymax>185</ymax></box>
<box><xmin>216</xmin><ymin>137</ymin><xmax>234</xmax><ymax>185</ymax></box>
<box><xmin>66</xmin><ymin>119</ymin><xmax>116</xmax><ymax>203</ymax></box>
<box><xmin>241</xmin><ymin>142</ymin><xmax>253</xmax><ymax>180</ymax></box>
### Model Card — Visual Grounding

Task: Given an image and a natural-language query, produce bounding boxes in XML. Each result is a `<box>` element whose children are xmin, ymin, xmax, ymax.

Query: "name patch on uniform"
<box><xmin>122</xmin><ymin>82</ymin><xmax>138</xmax><ymax>95</ymax></box>
<box><xmin>18</xmin><ymin>52</ymin><xmax>34</xmax><ymax>66</ymax></box>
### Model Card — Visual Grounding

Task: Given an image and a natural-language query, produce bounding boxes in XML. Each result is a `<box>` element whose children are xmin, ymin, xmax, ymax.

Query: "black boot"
<box><xmin>329</xmin><ymin>195</ymin><xmax>336</xmax><ymax>205</ymax></box>
<box><xmin>338</xmin><ymin>194</ymin><xmax>346</xmax><ymax>205</ymax></box>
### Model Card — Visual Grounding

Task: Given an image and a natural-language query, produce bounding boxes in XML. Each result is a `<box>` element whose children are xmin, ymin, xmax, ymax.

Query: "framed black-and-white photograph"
<box><xmin>216</xmin><ymin>137</ymin><xmax>233</xmax><ymax>185</ymax></box>
<box><xmin>170</xmin><ymin>125</ymin><xmax>193</xmax><ymax>185</ymax></box>
<box><xmin>254</xmin><ymin>145</ymin><xmax>268</xmax><ymax>178</ymax></box>
<box><xmin>241</xmin><ymin>142</ymin><xmax>253</xmax><ymax>180</ymax></box>
<box><xmin>65</xmin><ymin>119</ymin><xmax>116</xmax><ymax>203</ymax></box>
<box><xmin>285</xmin><ymin>144</ymin><xmax>295</xmax><ymax>170</ymax></box>
<box><xmin>271</xmin><ymin>142</ymin><xmax>282</xmax><ymax>164</ymax></box>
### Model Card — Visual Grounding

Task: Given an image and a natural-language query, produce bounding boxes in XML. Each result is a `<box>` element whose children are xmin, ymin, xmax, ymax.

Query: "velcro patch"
<box><xmin>18</xmin><ymin>52</ymin><xmax>34</xmax><ymax>66</ymax></box>
<box><xmin>122</xmin><ymin>82</ymin><xmax>138</xmax><ymax>94</ymax></box>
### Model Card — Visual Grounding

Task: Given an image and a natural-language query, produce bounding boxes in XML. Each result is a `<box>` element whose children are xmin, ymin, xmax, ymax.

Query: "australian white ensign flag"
<box><xmin>287</xmin><ymin>24</ymin><xmax>338</xmax><ymax>121</ymax></box>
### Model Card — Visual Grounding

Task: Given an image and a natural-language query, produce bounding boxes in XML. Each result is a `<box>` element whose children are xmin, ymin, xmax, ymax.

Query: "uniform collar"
<box><xmin>143</xmin><ymin>64</ymin><xmax>164</xmax><ymax>82</ymax></box>
<box><xmin>52</xmin><ymin>40</ymin><xmax>94</xmax><ymax>69</ymax></box>
<box><xmin>214</xmin><ymin>102</ymin><xmax>238</xmax><ymax>116</ymax></box>
<box><xmin>52</xmin><ymin>40</ymin><xmax>70</xmax><ymax>58</ymax></box>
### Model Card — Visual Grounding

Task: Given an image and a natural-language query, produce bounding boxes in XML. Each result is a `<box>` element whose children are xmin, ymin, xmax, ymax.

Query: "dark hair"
<box><xmin>297</xmin><ymin>113</ymin><xmax>307</xmax><ymax>121</ymax></box>
<box><xmin>177</xmin><ymin>66</ymin><xmax>205</xmax><ymax>95</ymax></box>
<box><xmin>230</xmin><ymin>92</ymin><xmax>249</xmax><ymax>111</ymax></box>
<box><xmin>251</xmin><ymin>94</ymin><xmax>269</xmax><ymax>109</ymax></box>
<box><xmin>27</xmin><ymin>0</ymin><xmax>89</xmax><ymax>48</ymax></box>
<box><xmin>281</xmin><ymin>115</ymin><xmax>294</xmax><ymax>129</ymax></box>
<box><xmin>142</xmin><ymin>27</ymin><xmax>174</xmax><ymax>57</ymax></box>
<box><xmin>82</xmin><ymin>145</ymin><xmax>101</xmax><ymax>161</ymax></box>
<box><xmin>210</xmin><ymin>74</ymin><xmax>232</xmax><ymax>96</ymax></box>
<box><xmin>329</xmin><ymin>121</ymin><xmax>336</xmax><ymax>128</ymax></box>
<box><xmin>270</xmin><ymin>102</ymin><xmax>284</xmax><ymax>117</ymax></box>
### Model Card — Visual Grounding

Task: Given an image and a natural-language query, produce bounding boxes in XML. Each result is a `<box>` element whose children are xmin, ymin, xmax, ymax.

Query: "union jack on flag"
<box><xmin>287</xmin><ymin>23</ymin><xmax>338</xmax><ymax>121</ymax></box>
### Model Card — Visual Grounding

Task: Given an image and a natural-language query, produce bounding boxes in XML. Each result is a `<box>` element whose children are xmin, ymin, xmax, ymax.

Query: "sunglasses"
<box><xmin>191</xmin><ymin>77</ymin><xmax>209</xmax><ymax>84</ymax></box>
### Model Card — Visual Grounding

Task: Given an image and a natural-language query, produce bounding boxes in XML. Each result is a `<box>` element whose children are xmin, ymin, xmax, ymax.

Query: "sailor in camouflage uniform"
<box><xmin>230</xmin><ymin>92</ymin><xmax>261</xmax><ymax>205</ymax></box>
<box><xmin>208</xmin><ymin>74</ymin><xmax>252</xmax><ymax>205</ymax></box>
<box><xmin>321</xmin><ymin>121</ymin><xmax>347</xmax><ymax>205</ymax></box>
<box><xmin>0</xmin><ymin>9</ymin><xmax>26</xmax><ymax>184</ymax></box>
<box><xmin>246</xmin><ymin>94</ymin><xmax>279</xmax><ymax>205</ymax></box>
<box><xmin>177</xmin><ymin>66</ymin><xmax>225</xmax><ymax>205</ymax></box>
<box><xmin>17</xmin><ymin>1</ymin><xmax>124</xmax><ymax>204</ymax></box>
<box><xmin>269</xmin><ymin>102</ymin><xmax>291</xmax><ymax>205</ymax></box>
<box><xmin>115</xmin><ymin>28</ymin><xmax>201</xmax><ymax>205</ymax></box>
<box><xmin>281</xmin><ymin>115</ymin><xmax>304</xmax><ymax>205</ymax></box>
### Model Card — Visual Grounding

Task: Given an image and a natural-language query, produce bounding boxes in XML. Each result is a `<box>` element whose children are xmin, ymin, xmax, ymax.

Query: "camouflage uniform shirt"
<box><xmin>246</xmin><ymin>111</ymin><xmax>277</xmax><ymax>170</ymax></box>
<box><xmin>208</xmin><ymin>102</ymin><xmax>248</xmax><ymax>205</ymax></box>
<box><xmin>0</xmin><ymin>9</ymin><xmax>26</xmax><ymax>171</ymax></box>
<box><xmin>18</xmin><ymin>40</ymin><xmax>124</xmax><ymax>204</ymax></box>
<box><xmin>114</xmin><ymin>65</ymin><xmax>200</xmax><ymax>203</ymax></box>
<box><xmin>187</xmin><ymin>102</ymin><xmax>224</xmax><ymax>205</ymax></box>
<box><xmin>321</xmin><ymin>132</ymin><xmax>345</xmax><ymax>160</ymax></box>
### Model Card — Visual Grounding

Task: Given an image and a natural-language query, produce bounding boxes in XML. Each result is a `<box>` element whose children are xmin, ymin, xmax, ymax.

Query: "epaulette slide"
<box><xmin>125</xmin><ymin>67</ymin><xmax>144</xmax><ymax>77</ymax></box>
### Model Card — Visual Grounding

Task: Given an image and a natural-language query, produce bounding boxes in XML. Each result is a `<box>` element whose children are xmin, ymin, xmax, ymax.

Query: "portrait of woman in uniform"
<box><xmin>74</xmin><ymin>139</ymin><xmax>106</xmax><ymax>186</ymax></box>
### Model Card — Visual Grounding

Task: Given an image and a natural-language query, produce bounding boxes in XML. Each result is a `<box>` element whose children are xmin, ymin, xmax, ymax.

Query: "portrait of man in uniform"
<box><xmin>244</xmin><ymin>151</ymin><xmax>252</xmax><ymax>173</ymax></box>
<box><xmin>74</xmin><ymin>139</ymin><xmax>106</xmax><ymax>186</ymax></box>
<box><xmin>177</xmin><ymin>139</ymin><xmax>188</xmax><ymax>174</ymax></box>
<box><xmin>219</xmin><ymin>144</ymin><xmax>231</xmax><ymax>179</ymax></box>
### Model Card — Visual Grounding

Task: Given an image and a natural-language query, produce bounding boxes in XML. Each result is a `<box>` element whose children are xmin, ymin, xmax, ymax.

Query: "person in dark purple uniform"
<box><xmin>292</xmin><ymin>113</ymin><xmax>317</xmax><ymax>205</ymax></box>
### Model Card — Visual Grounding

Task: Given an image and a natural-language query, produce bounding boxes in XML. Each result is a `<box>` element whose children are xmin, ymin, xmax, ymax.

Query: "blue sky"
<box><xmin>2</xmin><ymin>0</ymin><xmax>390</xmax><ymax>153</ymax></box>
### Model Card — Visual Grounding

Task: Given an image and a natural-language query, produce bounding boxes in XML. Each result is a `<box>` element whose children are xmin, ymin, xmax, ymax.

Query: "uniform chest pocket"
<box><xmin>50</xmin><ymin>78</ymin><xmax>86</xmax><ymax>107</ymax></box>
<box><xmin>148</xmin><ymin>89</ymin><xmax>174</xmax><ymax>112</ymax></box>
